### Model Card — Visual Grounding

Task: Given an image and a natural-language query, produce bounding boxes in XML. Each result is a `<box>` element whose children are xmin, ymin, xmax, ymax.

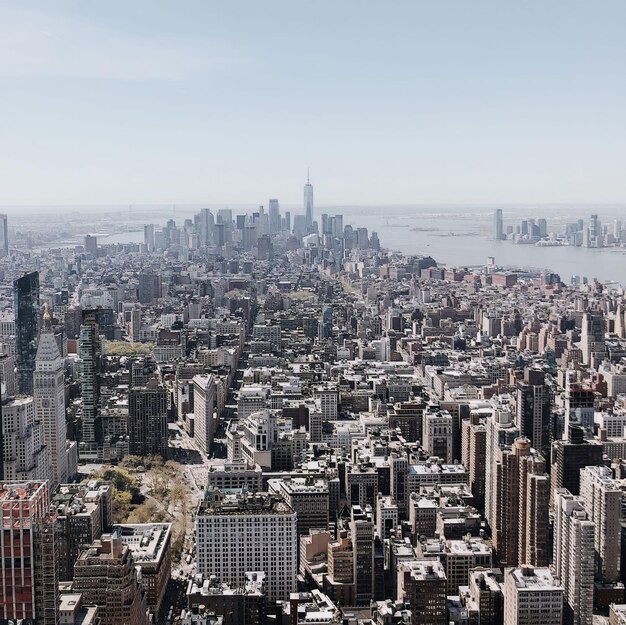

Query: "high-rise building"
<box><xmin>73</xmin><ymin>532</ymin><xmax>149</xmax><ymax>625</ymax></box>
<box><xmin>579</xmin><ymin>465</ymin><xmax>622</xmax><ymax>584</ymax></box>
<box><xmin>350</xmin><ymin>505</ymin><xmax>374</xmax><ymax>605</ymax></box>
<box><xmin>34</xmin><ymin>315</ymin><xmax>68</xmax><ymax>489</ymax></box>
<box><xmin>143</xmin><ymin>224</ymin><xmax>155</xmax><ymax>251</ymax></box>
<box><xmin>138</xmin><ymin>272</ymin><xmax>161</xmax><ymax>304</ymax></box>
<box><xmin>581</xmin><ymin>311</ymin><xmax>606</xmax><ymax>367</ymax></box>
<box><xmin>128</xmin><ymin>380</ymin><xmax>168</xmax><ymax>458</ymax></box>
<box><xmin>268</xmin><ymin>198</ymin><xmax>281</xmax><ymax>234</ymax></box>
<box><xmin>84</xmin><ymin>235</ymin><xmax>98</xmax><ymax>256</ymax></box>
<box><xmin>553</xmin><ymin>489</ymin><xmax>595</xmax><ymax>625</ymax></box>
<box><xmin>550</xmin><ymin>424</ymin><xmax>602</xmax><ymax>500</ymax></box>
<box><xmin>112</xmin><ymin>523</ymin><xmax>172</xmax><ymax>616</ymax></box>
<box><xmin>0</xmin><ymin>481</ymin><xmax>60</xmax><ymax>625</ymax></box>
<box><xmin>503</xmin><ymin>567</ymin><xmax>563</xmax><ymax>625</ymax></box>
<box><xmin>492</xmin><ymin>437</ymin><xmax>549</xmax><ymax>567</ymax></box>
<box><xmin>516</xmin><ymin>368</ymin><xmax>551</xmax><ymax>458</ymax></box>
<box><xmin>79</xmin><ymin>311</ymin><xmax>101</xmax><ymax>448</ymax></box>
<box><xmin>461</xmin><ymin>411</ymin><xmax>487</xmax><ymax>512</ymax></box>
<box><xmin>564</xmin><ymin>371</ymin><xmax>596</xmax><ymax>437</ymax></box>
<box><xmin>14</xmin><ymin>271</ymin><xmax>40</xmax><ymax>395</ymax></box>
<box><xmin>198</xmin><ymin>208</ymin><xmax>214</xmax><ymax>246</ymax></box>
<box><xmin>195</xmin><ymin>488</ymin><xmax>297</xmax><ymax>602</ymax></box>
<box><xmin>2</xmin><ymin>396</ymin><xmax>50</xmax><ymax>482</ymax></box>
<box><xmin>0</xmin><ymin>213</ymin><xmax>8</xmax><ymax>256</ymax></box>
<box><xmin>193</xmin><ymin>374</ymin><xmax>216</xmax><ymax>455</ymax></box>
<box><xmin>494</xmin><ymin>209</ymin><xmax>504</xmax><ymax>240</ymax></box>
<box><xmin>304</xmin><ymin>172</ymin><xmax>314</xmax><ymax>230</ymax></box>
<box><xmin>422</xmin><ymin>408</ymin><xmax>454</xmax><ymax>463</ymax></box>
<box><xmin>397</xmin><ymin>559</ymin><xmax>447</xmax><ymax>625</ymax></box>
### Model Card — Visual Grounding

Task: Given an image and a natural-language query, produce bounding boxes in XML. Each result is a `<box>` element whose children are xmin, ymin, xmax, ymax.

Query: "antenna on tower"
<box><xmin>307</xmin><ymin>168</ymin><xmax>310</xmax><ymax>184</ymax></box>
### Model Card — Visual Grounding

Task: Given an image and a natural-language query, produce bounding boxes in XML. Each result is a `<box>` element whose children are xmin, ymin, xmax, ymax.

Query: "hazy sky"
<box><xmin>1</xmin><ymin>1</ymin><xmax>624</xmax><ymax>207</ymax></box>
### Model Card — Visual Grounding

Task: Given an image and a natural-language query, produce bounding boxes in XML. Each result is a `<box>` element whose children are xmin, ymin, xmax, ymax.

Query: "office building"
<box><xmin>550</xmin><ymin>424</ymin><xmax>603</xmax><ymax>500</ymax></box>
<box><xmin>0</xmin><ymin>212</ymin><xmax>8</xmax><ymax>256</ymax></box>
<box><xmin>581</xmin><ymin>311</ymin><xmax>606</xmax><ymax>368</ymax></box>
<box><xmin>269</xmin><ymin>198</ymin><xmax>281</xmax><ymax>234</ymax></box>
<box><xmin>422</xmin><ymin>408</ymin><xmax>454</xmax><ymax>463</ymax></box>
<box><xmin>2</xmin><ymin>396</ymin><xmax>50</xmax><ymax>482</ymax></box>
<box><xmin>195</xmin><ymin>488</ymin><xmax>297</xmax><ymax>602</ymax></box>
<box><xmin>34</xmin><ymin>316</ymin><xmax>68</xmax><ymax>489</ymax></box>
<box><xmin>84</xmin><ymin>235</ymin><xmax>98</xmax><ymax>256</ymax></box>
<box><xmin>186</xmin><ymin>572</ymin><xmax>267</xmax><ymax>625</ymax></box>
<box><xmin>53</xmin><ymin>481</ymin><xmax>113</xmax><ymax>581</ymax></box>
<box><xmin>503</xmin><ymin>567</ymin><xmax>563</xmax><ymax>625</ymax></box>
<box><xmin>138</xmin><ymin>272</ymin><xmax>161</xmax><ymax>304</ymax></box>
<box><xmin>143</xmin><ymin>224</ymin><xmax>155</xmax><ymax>251</ymax></box>
<box><xmin>553</xmin><ymin>489</ymin><xmax>595</xmax><ymax>625</ymax></box>
<box><xmin>129</xmin><ymin>380</ymin><xmax>169</xmax><ymax>458</ymax></box>
<box><xmin>494</xmin><ymin>209</ymin><xmax>504</xmax><ymax>240</ymax></box>
<box><xmin>397</xmin><ymin>559</ymin><xmax>447</xmax><ymax>625</ymax></box>
<box><xmin>193</xmin><ymin>374</ymin><xmax>216</xmax><ymax>455</ymax></box>
<box><xmin>0</xmin><ymin>481</ymin><xmax>60</xmax><ymax>625</ymax></box>
<box><xmin>112</xmin><ymin>523</ymin><xmax>172</xmax><ymax>615</ymax></box>
<box><xmin>14</xmin><ymin>271</ymin><xmax>40</xmax><ymax>394</ymax></box>
<box><xmin>73</xmin><ymin>532</ymin><xmax>149</xmax><ymax>625</ymax></box>
<box><xmin>516</xmin><ymin>368</ymin><xmax>551</xmax><ymax>458</ymax></box>
<box><xmin>268</xmin><ymin>477</ymin><xmax>329</xmax><ymax>537</ymax></box>
<box><xmin>350</xmin><ymin>505</ymin><xmax>375</xmax><ymax>605</ymax></box>
<box><xmin>304</xmin><ymin>172</ymin><xmax>314</xmax><ymax>230</ymax></box>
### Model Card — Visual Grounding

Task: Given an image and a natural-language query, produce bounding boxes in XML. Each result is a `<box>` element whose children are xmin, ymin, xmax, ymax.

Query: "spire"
<box><xmin>43</xmin><ymin>303</ymin><xmax>52</xmax><ymax>329</ymax></box>
<box><xmin>307</xmin><ymin>168</ymin><xmax>310</xmax><ymax>185</ymax></box>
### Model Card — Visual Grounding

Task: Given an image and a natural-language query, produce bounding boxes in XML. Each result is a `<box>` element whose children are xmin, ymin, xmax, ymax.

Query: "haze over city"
<box><xmin>1</xmin><ymin>0</ymin><xmax>625</xmax><ymax>206</ymax></box>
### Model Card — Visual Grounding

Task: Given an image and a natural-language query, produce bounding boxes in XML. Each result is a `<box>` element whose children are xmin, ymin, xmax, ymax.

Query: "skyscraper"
<box><xmin>0</xmin><ymin>213</ymin><xmax>8</xmax><ymax>256</ymax></box>
<box><xmin>14</xmin><ymin>271</ymin><xmax>40</xmax><ymax>395</ymax></box>
<box><xmin>492</xmin><ymin>437</ymin><xmax>549</xmax><ymax>567</ymax></box>
<box><xmin>516</xmin><ymin>368</ymin><xmax>551</xmax><ymax>458</ymax></box>
<box><xmin>128</xmin><ymin>380</ymin><xmax>168</xmax><ymax>458</ymax></box>
<box><xmin>143</xmin><ymin>224</ymin><xmax>155</xmax><ymax>251</ymax></box>
<box><xmin>198</xmin><ymin>208</ymin><xmax>214</xmax><ymax>246</ymax></box>
<box><xmin>304</xmin><ymin>171</ymin><xmax>314</xmax><ymax>230</ymax></box>
<box><xmin>73</xmin><ymin>532</ymin><xmax>149</xmax><ymax>625</ymax></box>
<box><xmin>34</xmin><ymin>310</ymin><xmax>68</xmax><ymax>489</ymax></box>
<box><xmin>494</xmin><ymin>209</ymin><xmax>504</xmax><ymax>240</ymax></box>
<box><xmin>0</xmin><ymin>481</ymin><xmax>60</xmax><ymax>625</ymax></box>
<box><xmin>79</xmin><ymin>311</ymin><xmax>101</xmax><ymax>447</ymax></box>
<box><xmin>553</xmin><ymin>489</ymin><xmax>595</xmax><ymax>625</ymax></box>
<box><xmin>268</xmin><ymin>198</ymin><xmax>281</xmax><ymax>234</ymax></box>
<box><xmin>579</xmin><ymin>465</ymin><xmax>622</xmax><ymax>584</ymax></box>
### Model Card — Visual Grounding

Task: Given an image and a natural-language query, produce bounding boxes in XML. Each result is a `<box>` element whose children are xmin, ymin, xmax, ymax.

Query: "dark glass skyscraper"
<box><xmin>79</xmin><ymin>310</ymin><xmax>101</xmax><ymax>446</ymax></box>
<box><xmin>14</xmin><ymin>271</ymin><xmax>40</xmax><ymax>395</ymax></box>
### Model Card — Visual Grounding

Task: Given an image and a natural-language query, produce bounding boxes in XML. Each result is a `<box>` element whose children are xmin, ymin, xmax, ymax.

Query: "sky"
<box><xmin>0</xmin><ymin>1</ymin><xmax>624</xmax><ymax>208</ymax></box>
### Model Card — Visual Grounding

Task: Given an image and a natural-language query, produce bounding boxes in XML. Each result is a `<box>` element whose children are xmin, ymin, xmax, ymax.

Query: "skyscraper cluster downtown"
<box><xmin>1</xmin><ymin>174</ymin><xmax>626</xmax><ymax>625</ymax></box>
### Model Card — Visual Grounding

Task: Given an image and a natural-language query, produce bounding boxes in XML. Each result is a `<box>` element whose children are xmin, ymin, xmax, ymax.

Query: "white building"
<box><xmin>422</xmin><ymin>409</ymin><xmax>454</xmax><ymax>463</ymax></box>
<box><xmin>579</xmin><ymin>465</ymin><xmax>622</xmax><ymax>583</ymax></box>
<box><xmin>2</xmin><ymin>396</ymin><xmax>50</xmax><ymax>482</ymax></box>
<box><xmin>503</xmin><ymin>567</ymin><xmax>563</xmax><ymax>625</ymax></box>
<box><xmin>34</xmin><ymin>328</ymin><xmax>68</xmax><ymax>488</ymax></box>
<box><xmin>195</xmin><ymin>489</ymin><xmax>297</xmax><ymax>602</ymax></box>
<box><xmin>553</xmin><ymin>489</ymin><xmax>594</xmax><ymax>625</ymax></box>
<box><xmin>237</xmin><ymin>386</ymin><xmax>269</xmax><ymax>420</ymax></box>
<box><xmin>313</xmin><ymin>385</ymin><xmax>338</xmax><ymax>421</ymax></box>
<box><xmin>193</xmin><ymin>375</ymin><xmax>216</xmax><ymax>455</ymax></box>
